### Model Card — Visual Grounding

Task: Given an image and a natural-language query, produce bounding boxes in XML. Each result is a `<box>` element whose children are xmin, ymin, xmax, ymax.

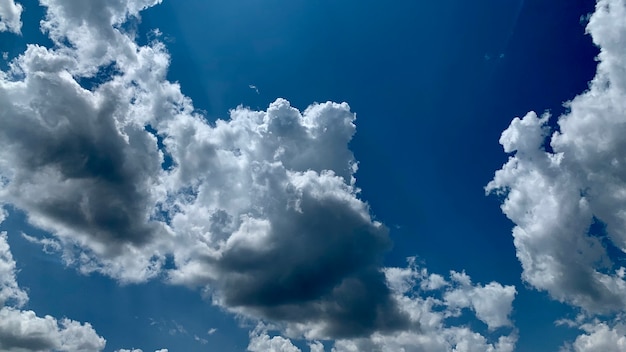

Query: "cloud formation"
<box><xmin>487</xmin><ymin>0</ymin><xmax>626</xmax><ymax>315</ymax></box>
<box><xmin>565</xmin><ymin>321</ymin><xmax>626</xmax><ymax>352</ymax></box>
<box><xmin>488</xmin><ymin>0</ymin><xmax>626</xmax><ymax>348</ymax></box>
<box><xmin>0</xmin><ymin>0</ymin><xmax>407</xmax><ymax>340</ymax></box>
<box><xmin>0</xmin><ymin>232</ymin><xmax>106</xmax><ymax>352</ymax></box>
<box><xmin>245</xmin><ymin>262</ymin><xmax>517</xmax><ymax>351</ymax></box>
<box><xmin>0</xmin><ymin>0</ymin><xmax>22</xmax><ymax>33</ymax></box>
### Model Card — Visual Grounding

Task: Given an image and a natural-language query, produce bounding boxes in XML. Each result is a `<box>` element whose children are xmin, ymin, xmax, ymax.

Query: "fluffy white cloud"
<box><xmin>0</xmin><ymin>0</ymin><xmax>22</xmax><ymax>33</ymax></box>
<box><xmin>248</xmin><ymin>326</ymin><xmax>303</xmax><ymax>352</ymax></box>
<box><xmin>444</xmin><ymin>271</ymin><xmax>516</xmax><ymax>330</ymax></box>
<box><xmin>487</xmin><ymin>0</ymin><xmax>626</xmax><ymax>314</ymax></box>
<box><xmin>161</xmin><ymin>101</ymin><xmax>411</xmax><ymax>338</ymax></box>
<box><xmin>0</xmin><ymin>232</ymin><xmax>106</xmax><ymax>352</ymax></box>
<box><xmin>0</xmin><ymin>308</ymin><xmax>106</xmax><ymax>352</ymax></box>
<box><xmin>563</xmin><ymin>321</ymin><xmax>626</xmax><ymax>352</ymax></box>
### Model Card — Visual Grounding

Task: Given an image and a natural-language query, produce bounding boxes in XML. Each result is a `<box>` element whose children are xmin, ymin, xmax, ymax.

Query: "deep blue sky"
<box><xmin>0</xmin><ymin>0</ymin><xmax>601</xmax><ymax>351</ymax></box>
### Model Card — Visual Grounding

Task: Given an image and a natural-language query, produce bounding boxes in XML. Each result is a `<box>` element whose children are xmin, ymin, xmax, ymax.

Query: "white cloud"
<box><xmin>253</xmin><ymin>263</ymin><xmax>517</xmax><ymax>352</ymax></box>
<box><xmin>0</xmin><ymin>232</ymin><xmax>28</xmax><ymax>308</ymax></box>
<box><xmin>0</xmin><ymin>232</ymin><xmax>106</xmax><ymax>352</ymax></box>
<box><xmin>309</xmin><ymin>341</ymin><xmax>325</xmax><ymax>352</ymax></box>
<box><xmin>0</xmin><ymin>308</ymin><xmax>106</xmax><ymax>352</ymax></box>
<box><xmin>0</xmin><ymin>0</ymin><xmax>22</xmax><ymax>33</ymax></box>
<box><xmin>487</xmin><ymin>0</ymin><xmax>626</xmax><ymax>314</ymax></box>
<box><xmin>563</xmin><ymin>321</ymin><xmax>626</xmax><ymax>352</ymax></box>
<box><xmin>444</xmin><ymin>271</ymin><xmax>516</xmax><ymax>330</ymax></box>
<box><xmin>248</xmin><ymin>325</ymin><xmax>302</xmax><ymax>352</ymax></box>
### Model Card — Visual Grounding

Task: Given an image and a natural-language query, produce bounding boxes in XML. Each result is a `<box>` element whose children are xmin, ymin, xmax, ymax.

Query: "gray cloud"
<box><xmin>162</xmin><ymin>101</ymin><xmax>410</xmax><ymax>338</ymax></box>
<box><xmin>244</xmin><ymin>263</ymin><xmax>517</xmax><ymax>351</ymax></box>
<box><xmin>0</xmin><ymin>45</ymin><xmax>165</xmax><ymax>258</ymax></box>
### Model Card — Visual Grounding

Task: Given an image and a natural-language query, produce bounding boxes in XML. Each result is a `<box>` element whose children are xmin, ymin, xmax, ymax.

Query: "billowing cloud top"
<box><xmin>0</xmin><ymin>0</ymin><xmax>410</xmax><ymax>340</ymax></box>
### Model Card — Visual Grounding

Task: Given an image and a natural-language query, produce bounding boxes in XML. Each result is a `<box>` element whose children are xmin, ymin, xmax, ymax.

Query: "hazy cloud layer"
<box><xmin>0</xmin><ymin>0</ymin><xmax>22</xmax><ymax>33</ymax></box>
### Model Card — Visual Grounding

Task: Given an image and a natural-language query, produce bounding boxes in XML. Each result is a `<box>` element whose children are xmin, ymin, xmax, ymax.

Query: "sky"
<box><xmin>0</xmin><ymin>0</ymin><xmax>624</xmax><ymax>351</ymax></box>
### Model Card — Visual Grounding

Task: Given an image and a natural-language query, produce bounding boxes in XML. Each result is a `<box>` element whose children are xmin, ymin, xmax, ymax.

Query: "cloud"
<box><xmin>487</xmin><ymin>0</ymin><xmax>626</xmax><ymax>314</ymax></box>
<box><xmin>248</xmin><ymin>325</ymin><xmax>303</xmax><ymax>352</ymax></box>
<box><xmin>309</xmin><ymin>341</ymin><xmax>325</xmax><ymax>352</ymax></box>
<box><xmin>0</xmin><ymin>0</ymin><xmax>409</xmax><ymax>339</ymax></box>
<box><xmin>163</xmin><ymin>100</ymin><xmax>409</xmax><ymax>338</ymax></box>
<box><xmin>0</xmin><ymin>232</ymin><xmax>106</xmax><ymax>352</ymax></box>
<box><xmin>0</xmin><ymin>308</ymin><xmax>106</xmax><ymax>352</ymax></box>
<box><xmin>250</xmin><ymin>262</ymin><xmax>517</xmax><ymax>351</ymax></box>
<box><xmin>0</xmin><ymin>45</ymin><xmax>169</xmax><ymax>280</ymax></box>
<box><xmin>444</xmin><ymin>271</ymin><xmax>516</xmax><ymax>330</ymax></box>
<box><xmin>0</xmin><ymin>0</ymin><xmax>22</xmax><ymax>34</ymax></box>
<box><xmin>0</xmin><ymin>232</ymin><xmax>28</xmax><ymax>308</ymax></box>
<box><xmin>562</xmin><ymin>320</ymin><xmax>626</xmax><ymax>352</ymax></box>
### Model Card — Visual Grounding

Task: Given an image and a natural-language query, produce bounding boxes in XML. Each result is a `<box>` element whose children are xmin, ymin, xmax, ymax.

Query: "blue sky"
<box><xmin>1</xmin><ymin>0</ymin><xmax>625</xmax><ymax>351</ymax></box>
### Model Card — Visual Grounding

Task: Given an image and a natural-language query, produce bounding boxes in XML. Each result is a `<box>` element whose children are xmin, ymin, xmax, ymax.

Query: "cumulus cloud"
<box><xmin>164</xmin><ymin>99</ymin><xmax>411</xmax><ymax>338</ymax></box>
<box><xmin>0</xmin><ymin>0</ymin><xmax>397</xmax><ymax>336</ymax></box>
<box><xmin>0</xmin><ymin>0</ymin><xmax>22</xmax><ymax>33</ymax></box>
<box><xmin>248</xmin><ymin>325</ymin><xmax>303</xmax><ymax>352</ymax></box>
<box><xmin>562</xmin><ymin>320</ymin><xmax>626</xmax><ymax>352</ymax></box>
<box><xmin>0</xmin><ymin>232</ymin><xmax>106</xmax><ymax>352</ymax></box>
<box><xmin>247</xmin><ymin>262</ymin><xmax>517</xmax><ymax>351</ymax></box>
<box><xmin>444</xmin><ymin>271</ymin><xmax>516</xmax><ymax>330</ymax></box>
<box><xmin>0</xmin><ymin>308</ymin><xmax>106</xmax><ymax>352</ymax></box>
<box><xmin>487</xmin><ymin>0</ymin><xmax>626</xmax><ymax>314</ymax></box>
<box><xmin>0</xmin><ymin>0</ymin><xmax>412</xmax><ymax>339</ymax></box>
